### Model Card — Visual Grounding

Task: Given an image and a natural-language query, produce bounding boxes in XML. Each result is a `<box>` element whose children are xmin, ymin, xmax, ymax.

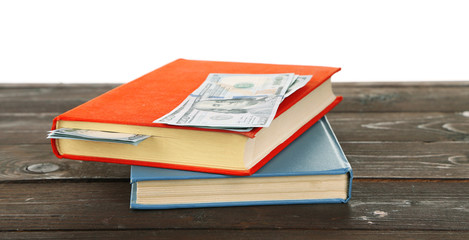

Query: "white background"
<box><xmin>1</xmin><ymin>0</ymin><xmax>468</xmax><ymax>83</ymax></box>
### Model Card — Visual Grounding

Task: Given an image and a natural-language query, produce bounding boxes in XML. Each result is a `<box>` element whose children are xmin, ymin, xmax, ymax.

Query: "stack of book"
<box><xmin>49</xmin><ymin>59</ymin><xmax>352</xmax><ymax>209</ymax></box>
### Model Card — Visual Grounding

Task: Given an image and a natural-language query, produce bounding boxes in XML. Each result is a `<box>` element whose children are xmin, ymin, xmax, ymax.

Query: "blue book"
<box><xmin>130</xmin><ymin>116</ymin><xmax>352</xmax><ymax>209</ymax></box>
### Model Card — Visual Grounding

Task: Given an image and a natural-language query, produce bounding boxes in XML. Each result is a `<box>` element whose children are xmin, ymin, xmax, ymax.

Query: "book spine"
<box><xmin>50</xmin><ymin>116</ymin><xmax>63</xmax><ymax>159</ymax></box>
<box><xmin>322</xmin><ymin>115</ymin><xmax>353</xmax><ymax>203</ymax></box>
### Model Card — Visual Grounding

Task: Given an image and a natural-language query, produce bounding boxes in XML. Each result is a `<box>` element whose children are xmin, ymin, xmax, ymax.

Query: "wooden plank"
<box><xmin>0</xmin><ymin>84</ymin><xmax>116</xmax><ymax>100</ymax></box>
<box><xmin>342</xmin><ymin>141</ymin><xmax>469</xmax><ymax>179</ymax></box>
<box><xmin>1</xmin><ymin>230</ymin><xmax>468</xmax><ymax>240</ymax></box>
<box><xmin>1</xmin><ymin>112</ymin><xmax>468</xmax><ymax>145</ymax></box>
<box><xmin>0</xmin><ymin>113</ymin><xmax>56</xmax><ymax>145</ymax></box>
<box><xmin>0</xmin><ymin>144</ymin><xmax>129</xmax><ymax>180</ymax></box>
<box><xmin>332</xmin><ymin>82</ymin><xmax>469</xmax><ymax>113</ymax></box>
<box><xmin>1</xmin><ymin>82</ymin><xmax>469</xmax><ymax>113</ymax></box>
<box><xmin>0</xmin><ymin>181</ymin><xmax>468</xmax><ymax>231</ymax></box>
<box><xmin>0</xmin><ymin>141</ymin><xmax>468</xmax><ymax>181</ymax></box>
<box><xmin>329</xmin><ymin>112</ymin><xmax>469</xmax><ymax>142</ymax></box>
<box><xmin>0</xmin><ymin>84</ymin><xmax>116</xmax><ymax>114</ymax></box>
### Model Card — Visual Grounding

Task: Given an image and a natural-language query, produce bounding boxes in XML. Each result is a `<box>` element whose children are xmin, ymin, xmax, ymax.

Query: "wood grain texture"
<box><xmin>0</xmin><ymin>144</ymin><xmax>130</xmax><ymax>180</ymax></box>
<box><xmin>0</xmin><ymin>84</ymin><xmax>116</xmax><ymax>114</ymax></box>
<box><xmin>342</xmin><ymin>141</ymin><xmax>469</xmax><ymax>179</ymax></box>
<box><xmin>329</xmin><ymin>112</ymin><xmax>469</xmax><ymax>142</ymax></box>
<box><xmin>332</xmin><ymin>82</ymin><xmax>469</xmax><ymax>113</ymax></box>
<box><xmin>0</xmin><ymin>181</ymin><xmax>468</xmax><ymax>231</ymax></box>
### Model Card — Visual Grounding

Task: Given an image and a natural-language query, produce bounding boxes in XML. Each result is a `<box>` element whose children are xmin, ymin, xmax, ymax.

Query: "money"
<box><xmin>154</xmin><ymin>73</ymin><xmax>297</xmax><ymax>128</ymax></box>
<box><xmin>47</xmin><ymin>128</ymin><xmax>150</xmax><ymax>145</ymax></box>
<box><xmin>186</xmin><ymin>74</ymin><xmax>313</xmax><ymax>132</ymax></box>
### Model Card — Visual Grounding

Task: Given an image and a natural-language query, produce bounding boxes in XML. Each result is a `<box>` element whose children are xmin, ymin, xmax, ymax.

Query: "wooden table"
<box><xmin>1</xmin><ymin>82</ymin><xmax>468</xmax><ymax>239</ymax></box>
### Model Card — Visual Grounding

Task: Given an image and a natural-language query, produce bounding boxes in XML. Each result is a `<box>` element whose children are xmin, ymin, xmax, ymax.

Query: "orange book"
<box><xmin>51</xmin><ymin>59</ymin><xmax>342</xmax><ymax>176</ymax></box>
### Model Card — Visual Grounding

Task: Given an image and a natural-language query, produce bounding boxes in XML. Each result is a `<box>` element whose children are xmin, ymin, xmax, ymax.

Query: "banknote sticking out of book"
<box><xmin>50</xmin><ymin>59</ymin><xmax>342</xmax><ymax>176</ymax></box>
<box><xmin>47</xmin><ymin>128</ymin><xmax>151</xmax><ymax>145</ymax></box>
<box><xmin>130</xmin><ymin>117</ymin><xmax>353</xmax><ymax>209</ymax></box>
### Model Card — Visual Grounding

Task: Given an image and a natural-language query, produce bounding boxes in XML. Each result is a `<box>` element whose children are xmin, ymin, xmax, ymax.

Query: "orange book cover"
<box><xmin>51</xmin><ymin>59</ymin><xmax>342</xmax><ymax>175</ymax></box>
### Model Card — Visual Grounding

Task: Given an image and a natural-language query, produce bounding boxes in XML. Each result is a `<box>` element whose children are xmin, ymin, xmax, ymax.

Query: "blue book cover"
<box><xmin>130</xmin><ymin>116</ymin><xmax>352</xmax><ymax>209</ymax></box>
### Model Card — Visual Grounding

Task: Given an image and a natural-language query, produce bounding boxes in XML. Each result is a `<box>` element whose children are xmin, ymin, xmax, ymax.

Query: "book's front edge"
<box><xmin>248</xmin><ymin>95</ymin><xmax>343</xmax><ymax>175</ymax></box>
<box><xmin>130</xmin><ymin>196</ymin><xmax>348</xmax><ymax>210</ymax></box>
<box><xmin>50</xmin><ymin>116</ymin><xmax>63</xmax><ymax>159</ymax></box>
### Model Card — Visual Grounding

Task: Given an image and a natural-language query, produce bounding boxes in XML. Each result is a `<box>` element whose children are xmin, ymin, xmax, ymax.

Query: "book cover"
<box><xmin>51</xmin><ymin>59</ymin><xmax>342</xmax><ymax>175</ymax></box>
<box><xmin>130</xmin><ymin>116</ymin><xmax>353</xmax><ymax>209</ymax></box>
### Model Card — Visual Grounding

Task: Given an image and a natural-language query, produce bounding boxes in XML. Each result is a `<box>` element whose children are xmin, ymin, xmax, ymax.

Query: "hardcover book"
<box><xmin>51</xmin><ymin>59</ymin><xmax>342</xmax><ymax>175</ymax></box>
<box><xmin>130</xmin><ymin>117</ymin><xmax>352</xmax><ymax>209</ymax></box>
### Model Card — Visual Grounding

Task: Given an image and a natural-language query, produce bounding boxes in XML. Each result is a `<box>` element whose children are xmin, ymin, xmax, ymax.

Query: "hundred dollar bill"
<box><xmin>154</xmin><ymin>73</ymin><xmax>296</xmax><ymax>128</ymax></box>
<box><xmin>189</xmin><ymin>75</ymin><xmax>312</xmax><ymax>132</ymax></box>
<box><xmin>47</xmin><ymin>128</ymin><xmax>150</xmax><ymax>145</ymax></box>
<box><xmin>186</xmin><ymin>74</ymin><xmax>313</xmax><ymax>132</ymax></box>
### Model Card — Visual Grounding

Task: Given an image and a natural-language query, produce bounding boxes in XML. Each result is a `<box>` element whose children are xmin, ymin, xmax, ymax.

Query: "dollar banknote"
<box><xmin>154</xmin><ymin>73</ymin><xmax>297</xmax><ymax>128</ymax></box>
<box><xmin>191</xmin><ymin>74</ymin><xmax>313</xmax><ymax>132</ymax></box>
<box><xmin>47</xmin><ymin>128</ymin><xmax>150</xmax><ymax>145</ymax></box>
